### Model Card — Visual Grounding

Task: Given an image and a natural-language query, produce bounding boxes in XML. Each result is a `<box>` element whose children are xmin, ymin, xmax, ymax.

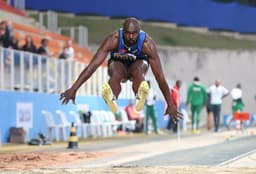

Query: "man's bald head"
<box><xmin>123</xmin><ymin>17</ymin><xmax>141</xmax><ymax>31</ymax></box>
<box><xmin>122</xmin><ymin>17</ymin><xmax>141</xmax><ymax>46</ymax></box>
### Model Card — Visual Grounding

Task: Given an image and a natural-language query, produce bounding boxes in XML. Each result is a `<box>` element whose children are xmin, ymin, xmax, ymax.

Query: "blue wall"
<box><xmin>0</xmin><ymin>91</ymin><xmax>166</xmax><ymax>143</ymax></box>
<box><xmin>25</xmin><ymin>0</ymin><xmax>256</xmax><ymax>33</ymax></box>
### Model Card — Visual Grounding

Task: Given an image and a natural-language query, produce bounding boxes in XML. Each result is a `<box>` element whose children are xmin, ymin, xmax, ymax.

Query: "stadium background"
<box><xmin>0</xmin><ymin>0</ymin><xmax>256</xmax><ymax>143</ymax></box>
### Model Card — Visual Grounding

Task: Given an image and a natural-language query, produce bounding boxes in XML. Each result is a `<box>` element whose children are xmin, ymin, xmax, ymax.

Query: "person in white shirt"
<box><xmin>207</xmin><ymin>80</ymin><xmax>229</xmax><ymax>132</ymax></box>
<box><xmin>229</xmin><ymin>83</ymin><xmax>244</xmax><ymax>128</ymax></box>
<box><xmin>59</xmin><ymin>40</ymin><xmax>75</xmax><ymax>60</ymax></box>
<box><xmin>231</xmin><ymin>83</ymin><xmax>242</xmax><ymax>101</ymax></box>
<box><xmin>64</xmin><ymin>40</ymin><xmax>74</xmax><ymax>61</ymax></box>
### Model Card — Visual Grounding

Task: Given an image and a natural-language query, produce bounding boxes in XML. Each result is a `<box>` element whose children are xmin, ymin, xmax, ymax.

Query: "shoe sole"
<box><xmin>135</xmin><ymin>81</ymin><xmax>149</xmax><ymax>112</ymax></box>
<box><xmin>102</xmin><ymin>83</ymin><xmax>118</xmax><ymax>113</ymax></box>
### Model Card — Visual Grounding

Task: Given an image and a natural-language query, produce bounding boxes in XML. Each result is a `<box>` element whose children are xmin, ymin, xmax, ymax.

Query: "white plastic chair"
<box><xmin>100</xmin><ymin>110</ymin><xmax>114</xmax><ymax>137</ymax></box>
<box><xmin>69</xmin><ymin>110</ymin><xmax>89</xmax><ymax>138</ymax></box>
<box><xmin>91</xmin><ymin>110</ymin><xmax>110</xmax><ymax>137</ymax></box>
<box><xmin>55</xmin><ymin>110</ymin><xmax>71</xmax><ymax>141</ymax></box>
<box><xmin>106</xmin><ymin>111</ymin><xmax>123</xmax><ymax>132</ymax></box>
<box><xmin>90</xmin><ymin>110</ymin><xmax>103</xmax><ymax>137</ymax></box>
<box><xmin>41</xmin><ymin>110</ymin><xmax>65</xmax><ymax>141</ymax></box>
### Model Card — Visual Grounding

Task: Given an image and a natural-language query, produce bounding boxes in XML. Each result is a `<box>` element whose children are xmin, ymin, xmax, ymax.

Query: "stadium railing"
<box><xmin>0</xmin><ymin>47</ymin><xmax>134</xmax><ymax>99</ymax></box>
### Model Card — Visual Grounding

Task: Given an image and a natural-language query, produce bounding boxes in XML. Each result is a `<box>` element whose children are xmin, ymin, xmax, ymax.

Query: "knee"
<box><xmin>130</xmin><ymin>64</ymin><xmax>146</xmax><ymax>77</ymax></box>
<box><xmin>109</xmin><ymin>73</ymin><xmax>125</xmax><ymax>82</ymax></box>
<box><xmin>130</xmin><ymin>72</ymin><xmax>143</xmax><ymax>82</ymax></box>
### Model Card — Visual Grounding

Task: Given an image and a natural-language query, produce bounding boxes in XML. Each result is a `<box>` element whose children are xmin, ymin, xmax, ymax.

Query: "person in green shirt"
<box><xmin>186</xmin><ymin>77</ymin><xmax>207</xmax><ymax>134</ymax></box>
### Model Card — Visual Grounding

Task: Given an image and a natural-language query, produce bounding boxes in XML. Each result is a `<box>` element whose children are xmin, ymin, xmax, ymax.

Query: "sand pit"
<box><xmin>0</xmin><ymin>151</ymin><xmax>111</xmax><ymax>171</ymax></box>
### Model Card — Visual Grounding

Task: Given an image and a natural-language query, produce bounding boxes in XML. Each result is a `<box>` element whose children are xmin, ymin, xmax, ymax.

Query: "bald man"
<box><xmin>60</xmin><ymin>17</ymin><xmax>182</xmax><ymax>123</ymax></box>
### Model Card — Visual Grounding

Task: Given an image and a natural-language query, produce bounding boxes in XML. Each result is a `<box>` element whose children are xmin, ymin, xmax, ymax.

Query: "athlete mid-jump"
<box><xmin>60</xmin><ymin>17</ymin><xmax>182</xmax><ymax>123</ymax></box>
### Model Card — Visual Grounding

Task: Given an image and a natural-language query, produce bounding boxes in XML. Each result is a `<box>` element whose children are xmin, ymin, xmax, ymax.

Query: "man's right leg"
<box><xmin>102</xmin><ymin>61</ymin><xmax>127</xmax><ymax>113</ymax></box>
<box><xmin>101</xmin><ymin>83</ymin><xmax>118</xmax><ymax>113</ymax></box>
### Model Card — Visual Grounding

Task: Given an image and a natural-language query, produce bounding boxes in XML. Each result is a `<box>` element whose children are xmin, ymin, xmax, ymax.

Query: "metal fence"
<box><xmin>58</xmin><ymin>26</ymin><xmax>88</xmax><ymax>48</ymax></box>
<box><xmin>0</xmin><ymin>47</ymin><xmax>134</xmax><ymax>99</ymax></box>
<box><xmin>6</xmin><ymin>0</ymin><xmax>25</xmax><ymax>10</ymax></box>
<box><xmin>36</xmin><ymin>11</ymin><xmax>88</xmax><ymax>47</ymax></box>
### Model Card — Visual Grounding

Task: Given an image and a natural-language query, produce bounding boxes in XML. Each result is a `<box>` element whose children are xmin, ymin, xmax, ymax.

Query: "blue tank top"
<box><xmin>110</xmin><ymin>28</ymin><xmax>148</xmax><ymax>61</ymax></box>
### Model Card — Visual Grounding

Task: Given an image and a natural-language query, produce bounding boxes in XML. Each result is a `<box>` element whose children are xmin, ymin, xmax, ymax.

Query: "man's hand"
<box><xmin>59</xmin><ymin>88</ymin><xmax>77</xmax><ymax>105</ymax></box>
<box><xmin>164</xmin><ymin>104</ymin><xmax>183</xmax><ymax>124</ymax></box>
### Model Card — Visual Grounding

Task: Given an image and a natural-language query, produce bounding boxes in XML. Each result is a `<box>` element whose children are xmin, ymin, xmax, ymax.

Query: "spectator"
<box><xmin>37</xmin><ymin>38</ymin><xmax>51</xmax><ymax>91</ymax></box>
<box><xmin>186</xmin><ymin>77</ymin><xmax>207</xmax><ymax>134</ymax></box>
<box><xmin>11</xmin><ymin>36</ymin><xmax>21</xmax><ymax>67</ymax></box>
<box><xmin>78</xmin><ymin>105</ymin><xmax>92</xmax><ymax>124</ymax></box>
<box><xmin>59</xmin><ymin>46</ymin><xmax>68</xmax><ymax>60</ymax></box>
<box><xmin>230</xmin><ymin>83</ymin><xmax>244</xmax><ymax>113</ymax></box>
<box><xmin>59</xmin><ymin>40</ymin><xmax>74</xmax><ymax>60</ymax></box>
<box><xmin>21</xmin><ymin>35</ymin><xmax>38</xmax><ymax>68</ymax></box>
<box><xmin>0</xmin><ymin>23</ymin><xmax>5</xmax><ymax>46</ymax></box>
<box><xmin>228</xmin><ymin>83</ymin><xmax>244</xmax><ymax>129</ymax></box>
<box><xmin>125</xmin><ymin>100</ymin><xmax>144</xmax><ymax>132</ymax></box>
<box><xmin>145</xmin><ymin>80</ymin><xmax>159</xmax><ymax>134</ymax></box>
<box><xmin>10</xmin><ymin>37</ymin><xmax>20</xmax><ymax>50</ymax></box>
<box><xmin>0</xmin><ymin>20</ymin><xmax>14</xmax><ymax>48</ymax></box>
<box><xmin>167</xmin><ymin>80</ymin><xmax>182</xmax><ymax>133</ymax></box>
<box><xmin>22</xmin><ymin>35</ymin><xmax>37</xmax><ymax>53</ymax></box>
<box><xmin>37</xmin><ymin>38</ymin><xmax>51</xmax><ymax>56</ymax></box>
<box><xmin>207</xmin><ymin>80</ymin><xmax>229</xmax><ymax>132</ymax></box>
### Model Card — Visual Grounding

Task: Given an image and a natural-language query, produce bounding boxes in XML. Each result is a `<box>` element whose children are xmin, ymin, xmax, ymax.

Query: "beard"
<box><xmin>124</xmin><ymin>38</ymin><xmax>137</xmax><ymax>47</ymax></box>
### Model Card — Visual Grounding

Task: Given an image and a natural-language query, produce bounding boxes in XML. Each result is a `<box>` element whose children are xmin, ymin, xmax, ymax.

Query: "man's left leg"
<box><xmin>135</xmin><ymin>81</ymin><xmax>149</xmax><ymax>111</ymax></box>
<box><xmin>128</xmin><ymin>60</ymin><xmax>149</xmax><ymax>112</ymax></box>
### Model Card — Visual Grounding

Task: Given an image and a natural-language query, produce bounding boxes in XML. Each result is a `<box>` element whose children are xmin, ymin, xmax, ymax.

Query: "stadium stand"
<box><xmin>12</xmin><ymin>22</ymin><xmax>93</xmax><ymax>63</ymax></box>
<box><xmin>0</xmin><ymin>2</ymin><xmax>93</xmax><ymax>64</ymax></box>
<box><xmin>0</xmin><ymin>0</ymin><xmax>26</xmax><ymax>17</ymax></box>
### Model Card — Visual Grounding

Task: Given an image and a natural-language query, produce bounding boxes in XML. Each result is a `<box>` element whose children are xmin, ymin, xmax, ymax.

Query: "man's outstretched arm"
<box><xmin>60</xmin><ymin>32</ymin><xmax>118</xmax><ymax>105</ymax></box>
<box><xmin>142</xmin><ymin>36</ymin><xmax>182</xmax><ymax>122</ymax></box>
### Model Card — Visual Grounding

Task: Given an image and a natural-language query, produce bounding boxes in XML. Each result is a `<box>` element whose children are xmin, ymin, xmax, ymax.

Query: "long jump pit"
<box><xmin>0</xmin><ymin>151</ymin><xmax>256</xmax><ymax>174</ymax></box>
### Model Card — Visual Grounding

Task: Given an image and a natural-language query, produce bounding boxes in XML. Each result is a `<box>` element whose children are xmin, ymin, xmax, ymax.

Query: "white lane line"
<box><xmin>216</xmin><ymin>149</ymin><xmax>256</xmax><ymax>166</ymax></box>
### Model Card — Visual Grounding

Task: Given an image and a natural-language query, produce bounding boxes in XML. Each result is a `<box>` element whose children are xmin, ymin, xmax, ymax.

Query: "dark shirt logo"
<box><xmin>113</xmin><ymin>52</ymin><xmax>137</xmax><ymax>61</ymax></box>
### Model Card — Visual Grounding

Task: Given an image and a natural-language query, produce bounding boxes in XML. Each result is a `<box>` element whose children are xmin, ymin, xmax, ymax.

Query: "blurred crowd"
<box><xmin>120</xmin><ymin>77</ymin><xmax>255</xmax><ymax>135</ymax></box>
<box><xmin>76</xmin><ymin>77</ymin><xmax>255</xmax><ymax>136</ymax></box>
<box><xmin>0</xmin><ymin>20</ymin><xmax>74</xmax><ymax>61</ymax></box>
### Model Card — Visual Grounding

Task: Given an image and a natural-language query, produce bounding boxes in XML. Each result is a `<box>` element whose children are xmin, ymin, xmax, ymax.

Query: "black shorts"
<box><xmin>108</xmin><ymin>58</ymin><xmax>135</xmax><ymax>70</ymax></box>
<box><xmin>108</xmin><ymin>58</ymin><xmax>149</xmax><ymax>70</ymax></box>
<box><xmin>206</xmin><ymin>104</ymin><xmax>212</xmax><ymax>113</ymax></box>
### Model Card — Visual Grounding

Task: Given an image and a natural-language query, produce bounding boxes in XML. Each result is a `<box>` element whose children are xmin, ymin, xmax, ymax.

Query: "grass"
<box><xmin>30</xmin><ymin>13</ymin><xmax>256</xmax><ymax>50</ymax></box>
